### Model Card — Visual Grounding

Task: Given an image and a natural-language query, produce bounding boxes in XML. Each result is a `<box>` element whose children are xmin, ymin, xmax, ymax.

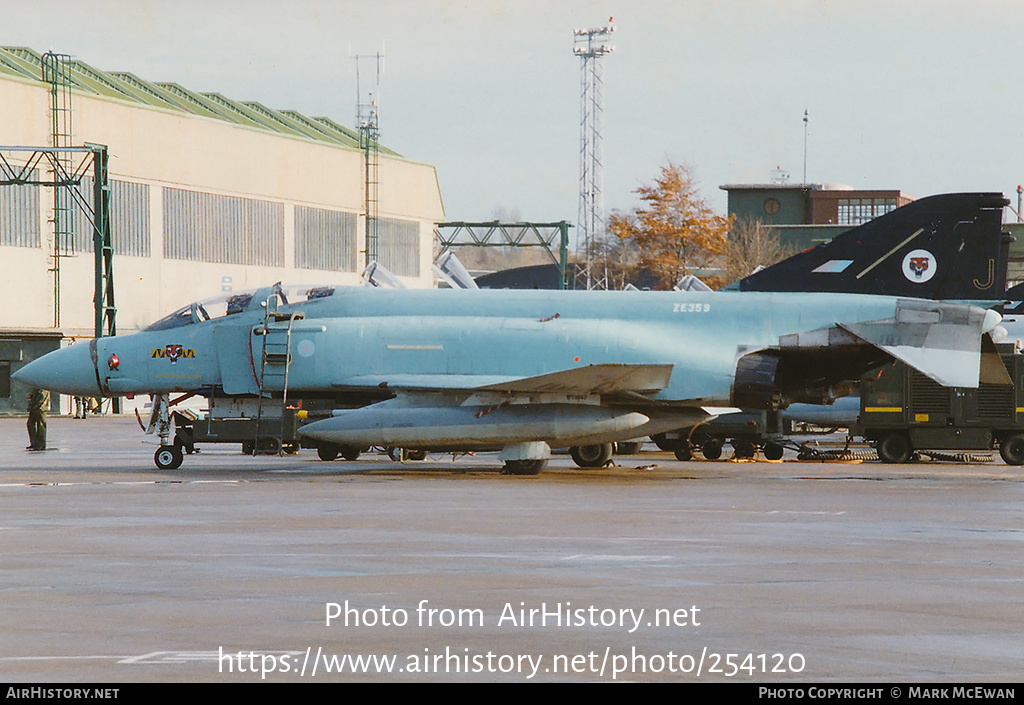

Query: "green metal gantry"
<box><xmin>435</xmin><ymin>221</ymin><xmax>572</xmax><ymax>289</ymax></box>
<box><xmin>0</xmin><ymin>144</ymin><xmax>115</xmax><ymax>340</ymax></box>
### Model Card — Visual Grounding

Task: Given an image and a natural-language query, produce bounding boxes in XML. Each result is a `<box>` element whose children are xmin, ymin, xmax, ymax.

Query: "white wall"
<box><xmin>0</xmin><ymin>72</ymin><xmax>445</xmax><ymax>336</ymax></box>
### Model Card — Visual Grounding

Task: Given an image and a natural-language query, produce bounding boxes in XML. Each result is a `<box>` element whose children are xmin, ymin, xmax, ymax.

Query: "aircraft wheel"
<box><xmin>257</xmin><ymin>436</ymin><xmax>282</xmax><ymax>454</ymax></box>
<box><xmin>673</xmin><ymin>444</ymin><xmax>692</xmax><ymax>461</ymax></box>
<box><xmin>406</xmin><ymin>449</ymin><xmax>428</xmax><ymax>461</ymax></box>
<box><xmin>999</xmin><ymin>434</ymin><xmax>1024</xmax><ymax>465</ymax></box>
<box><xmin>241</xmin><ymin>442</ymin><xmax>254</xmax><ymax>455</ymax></box>
<box><xmin>763</xmin><ymin>442</ymin><xmax>785</xmax><ymax>461</ymax></box>
<box><xmin>503</xmin><ymin>459</ymin><xmax>547</xmax><ymax>475</ymax></box>
<box><xmin>317</xmin><ymin>444</ymin><xmax>340</xmax><ymax>461</ymax></box>
<box><xmin>876</xmin><ymin>432</ymin><xmax>912</xmax><ymax>463</ymax></box>
<box><xmin>702</xmin><ymin>437</ymin><xmax>723</xmax><ymax>460</ymax></box>
<box><xmin>154</xmin><ymin>444</ymin><xmax>183</xmax><ymax>470</ymax></box>
<box><xmin>387</xmin><ymin>447</ymin><xmax>406</xmax><ymax>462</ymax></box>
<box><xmin>732</xmin><ymin>439</ymin><xmax>756</xmax><ymax>459</ymax></box>
<box><xmin>341</xmin><ymin>446</ymin><xmax>363</xmax><ymax>461</ymax></box>
<box><xmin>651</xmin><ymin>433</ymin><xmax>676</xmax><ymax>451</ymax></box>
<box><xmin>570</xmin><ymin>443</ymin><xmax>613</xmax><ymax>468</ymax></box>
<box><xmin>615</xmin><ymin>440</ymin><xmax>643</xmax><ymax>455</ymax></box>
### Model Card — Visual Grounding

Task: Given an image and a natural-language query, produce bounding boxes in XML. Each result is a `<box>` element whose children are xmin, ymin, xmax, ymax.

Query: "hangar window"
<box><xmin>377</xmin><ymin>217</ymin><xmax>420</xmax><ymax>277</ymax></box>
<box><xmin>163</xmin><ymin>188</ymin><xmax>284</xmax><ymax>266</ymax></box>
<box><xmin>295</xmin><ymin>206</ymin><xmax>358</xmax><ymax>272</ymax></box>
<box><xmin>0</xmin><ymin>172</ymin><xmax>41</xmax><ymax>248</ymax></box>
<box><xmin>837</xmin><ymin>198</ymin><xmax>898</xmax><ymax>226</ymax></box>
<box><xmin>71</xmin><ymin>178</ymin><xmax>151</xmax><ymax>257</ymax></box>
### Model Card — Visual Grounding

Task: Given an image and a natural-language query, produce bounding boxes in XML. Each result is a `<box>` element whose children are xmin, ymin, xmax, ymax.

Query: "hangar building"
<box><xmin>0</xmin><ymin>47</ymin><xmax>444</xmax><ymax>413</ymax></box>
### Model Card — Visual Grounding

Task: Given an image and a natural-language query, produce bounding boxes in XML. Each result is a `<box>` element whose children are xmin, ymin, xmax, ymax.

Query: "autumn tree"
<box><xmin>607</xmin><ymin>162</ymin><xmax>732</xmax><ymax>289</ymax></box>
<box><xmin>724</xmin><ymin>218</ymin><xmax>796</xmax><ymax>284</ymax></box>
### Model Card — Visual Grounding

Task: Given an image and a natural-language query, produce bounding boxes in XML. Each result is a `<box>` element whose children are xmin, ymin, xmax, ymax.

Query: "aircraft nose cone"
<box><xmin>12</xmin><ymin>341</ymin><xmax>100</xmax><ymax>396</ymax></box>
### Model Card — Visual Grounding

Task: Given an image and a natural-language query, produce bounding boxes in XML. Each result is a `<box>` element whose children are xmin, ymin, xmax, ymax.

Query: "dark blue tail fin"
<box><xmin>731</xmin><ymin>192</ymin><xmax>1011</xmax><ymax>300</ymax></box>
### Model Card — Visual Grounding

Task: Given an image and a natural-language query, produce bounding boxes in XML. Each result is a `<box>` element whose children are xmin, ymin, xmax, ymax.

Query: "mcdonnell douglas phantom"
<box><xmin>14</xmin><ymin>286</ymin><xmax>1007</xmax><ymax>472</ymax></box>
<box><xmin>14</xmin><ymin>295</ymin><xmax>1007</xmax><ymax>471</ymax></box>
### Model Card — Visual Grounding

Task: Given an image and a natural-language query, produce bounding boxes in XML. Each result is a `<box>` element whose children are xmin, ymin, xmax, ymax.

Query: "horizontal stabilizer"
<box><xmin>838</xmin><ymin>300</ymin><xmax>1004</xmax><ymax>388</ymax></box>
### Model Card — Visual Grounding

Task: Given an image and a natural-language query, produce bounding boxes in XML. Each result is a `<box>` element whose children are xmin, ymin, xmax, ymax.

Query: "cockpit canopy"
<box><xmin>144</xmin><ymin>284</ymin><xmax>337</xmax><ymax>331</ymax></box>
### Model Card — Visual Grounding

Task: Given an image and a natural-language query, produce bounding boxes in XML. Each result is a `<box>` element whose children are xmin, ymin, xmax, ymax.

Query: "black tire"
<box><xmin>673</xmin><ymin>444</ymin><xmax>692</xmax><ymax>461</ymax></box>
<box><xmin>876</xmin><ymin>432</ymin><xmax>912</xmax><ymax>463</ymax></box>
<box><xmin>570</xmin><ymin>443</ymin><xmax>614</xmax><ymax>468</ymax></box>
<box><xmin>702</xmin><ymin>437</ymin><xmax>723</xmax><ymax>460</ymax></box>
<box><xmin>317</xmin><ymin>444</ymin><xmax>340</xmax><ymax>461</ymax></box>
<box><xmin>999</xmin><ymin>434</ymin><xmax>1024</xmax><ymax>465</ymax></box>
<box><xmin>259</xmin><ymin>436</ymin><xmax>282</xmax><ymax>453</ymax></box>
<box><xmin>387</xmin><ymin>447</ymin><xmax>406</xmax><ymax>462</ymax></box>
<box><xmin>241</xmin><ymin>442</ymin><xmax>254</xmax><ymax>455</ymax></box>
<box><xmin>406</xmin><ymin>449</ymin><xmax>428</xmax><ymax>461</ymax></box>
<box><xmin>732</xmin><ymin>439</ymin><xmax>756</xmax><ymax>459</ymax></box>
<box><xmin>615</xmin><ymin>440</ymin><xmax>643</xmax><ymax>455</ymax></box>
<box><xmin>341</xmin><ymin>446</ymin><xmax>363</xmax><ymax>461</ymax></box>
<box><xmin>763</xmin><ymin>442</ymin><xmax>785</xmax><ymax>461</ymax></box>
<box><xmin>154</xmin><ymin>444</ymin><xmax>183</xmax><ymax>470</ymax></box>
<box><xmin>503</xmin><ymin>459</ymin><xmax>547</xmax><ymax>475</ymax></box>
<box><xmin>651</xmin><ymin>433</ymin><xmax>676</xmax><ymax>452</ymax></box>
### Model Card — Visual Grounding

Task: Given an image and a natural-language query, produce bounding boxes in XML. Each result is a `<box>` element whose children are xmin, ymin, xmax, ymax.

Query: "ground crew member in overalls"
<box><xmin>26</xmin><ymin>387</ymin><xmax>49</xmax><ymax>450</ymax></box>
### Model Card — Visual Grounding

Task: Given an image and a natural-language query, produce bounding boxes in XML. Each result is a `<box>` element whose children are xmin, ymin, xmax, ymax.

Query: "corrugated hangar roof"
<box><xmin>0</xmin><ymin>46</ymin><xmax>398</xmax><ymax>156</ymax></box>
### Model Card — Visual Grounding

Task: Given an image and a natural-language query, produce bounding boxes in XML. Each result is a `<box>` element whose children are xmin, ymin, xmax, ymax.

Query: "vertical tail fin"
<box><xmin>734</xmin><ymin>193</ymin><xmax>1011</xmax><ymax>300</ymax></box>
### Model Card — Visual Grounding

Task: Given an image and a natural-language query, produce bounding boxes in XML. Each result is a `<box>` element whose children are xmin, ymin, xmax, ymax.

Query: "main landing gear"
<box><xmin>569</xmin><ymin>443</ymin><xmax>614</xmax><ymax>468</ymax></box>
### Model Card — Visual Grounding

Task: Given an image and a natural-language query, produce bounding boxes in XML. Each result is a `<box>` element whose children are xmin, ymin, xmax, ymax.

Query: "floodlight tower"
<box><xmin>574</xmin><ymin>18</ymin><xmax>614</xmax><ymax>290</ymax></box>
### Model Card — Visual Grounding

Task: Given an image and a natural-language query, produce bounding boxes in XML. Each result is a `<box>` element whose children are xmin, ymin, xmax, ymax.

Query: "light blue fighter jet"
<box><xmin>13</xmin><ymin>281</ymin><xmax>1007</xmax><ymax>473</ymax></box>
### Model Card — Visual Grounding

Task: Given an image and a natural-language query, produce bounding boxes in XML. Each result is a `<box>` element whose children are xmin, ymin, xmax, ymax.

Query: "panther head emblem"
<box><xmin>902</xmin><ymin>249</ymin><xmax>936</xmax><ymax>284</ymax></box>
<box><xmin>908</xmin><ymin>257</ymin><xmax>929</xmax><ymax>278</ymax></box>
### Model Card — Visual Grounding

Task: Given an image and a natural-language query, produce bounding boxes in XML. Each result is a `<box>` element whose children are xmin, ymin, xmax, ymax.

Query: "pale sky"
<box><xmin>4</xmin><ymin>0</ymin><xmax>1022</xmax><ymax>221</ymax></box>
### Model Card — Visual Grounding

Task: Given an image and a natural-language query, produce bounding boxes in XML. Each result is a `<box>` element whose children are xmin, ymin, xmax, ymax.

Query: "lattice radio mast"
<box><xmin>573</xmin><ymin>18</ymin><xmax>614</xmax><ymax>290</ymax></box>
<box><xmin>43</xmin><ymin>51</ymin><xmax>74</xmax><ymax>327</ymax></box>
<box><xmin>355</xmin><ymin>49</ymin><xmax>384</xmax><ymax>267</ymax></box>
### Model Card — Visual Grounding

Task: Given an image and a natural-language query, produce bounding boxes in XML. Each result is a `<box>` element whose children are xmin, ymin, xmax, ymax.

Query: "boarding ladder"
<box><xmin>253</xmin><ymin>294</ymin><xmax>304</xmax><ymax>454</ymax></box>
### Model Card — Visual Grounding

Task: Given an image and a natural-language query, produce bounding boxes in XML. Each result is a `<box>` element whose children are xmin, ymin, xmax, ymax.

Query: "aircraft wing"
<box><xmin>304</xmin><ymin>363</ymin><xmax>689</xmax><ymax>451</ymax></box>
<box><xmin>334</xmin><ymin>363</ymin><xmax>674</xmax><ymax>396</ymax></box>
<box><xmin>476</xmin><ymin>363</ymin><xmax>673</xmax><ymax>395</ymax></box>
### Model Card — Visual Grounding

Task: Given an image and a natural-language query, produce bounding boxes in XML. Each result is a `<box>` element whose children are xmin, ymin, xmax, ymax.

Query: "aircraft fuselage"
<box><xmin>22</xmin><ymin>288</ymin><xmax>934</xmax><ymax>405</ymax></box>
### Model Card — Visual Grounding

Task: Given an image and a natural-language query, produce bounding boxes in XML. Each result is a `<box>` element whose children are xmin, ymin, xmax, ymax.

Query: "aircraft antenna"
<box><xmin>574</xmin><ymin>18</ymin><xmax>614</xmax><ymax>290</ymax></box>
<box><xmin>802</xmin><ymin>109</ymin><xmax>809</xmax><ymax>186</ymax></box>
